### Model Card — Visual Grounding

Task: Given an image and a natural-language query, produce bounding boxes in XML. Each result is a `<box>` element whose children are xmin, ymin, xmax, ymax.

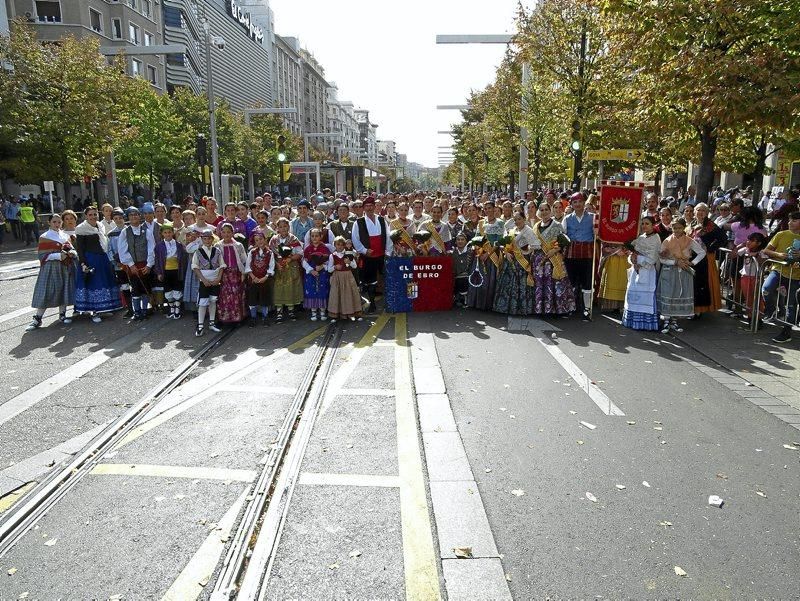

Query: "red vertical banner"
<box><xmin>599</xmin><ymin>184</ymin><xmax>645</xmax><ymax>243</ymax></box>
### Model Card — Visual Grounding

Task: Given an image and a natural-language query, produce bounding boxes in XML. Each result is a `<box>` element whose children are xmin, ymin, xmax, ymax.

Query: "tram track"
<box><xmin>211</xmin><ymin>323</ymin><xmax>343</xmax><ymax>600</ymax></box>
<box><xmin>0</xmin><ymin>326</ymin><xmax>237</xmax><ymax>558</ymax></box>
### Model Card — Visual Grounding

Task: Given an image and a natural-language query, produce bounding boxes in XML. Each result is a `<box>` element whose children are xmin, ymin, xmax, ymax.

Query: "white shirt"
<box><xmin>117</xmin><ymin>224</ymin><xmax>156</xmax><ymax>268</ymax></box>
<box><xmin>352</xmin><ymin>214</ymin><xmax>393</xmax><ymax>256</ymax></box>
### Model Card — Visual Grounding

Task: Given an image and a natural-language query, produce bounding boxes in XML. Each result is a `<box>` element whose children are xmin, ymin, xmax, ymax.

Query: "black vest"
<box><xmin>356</xmin><ymin>215</ymin><xmax>387</xmax><ymax>250</ymax></box>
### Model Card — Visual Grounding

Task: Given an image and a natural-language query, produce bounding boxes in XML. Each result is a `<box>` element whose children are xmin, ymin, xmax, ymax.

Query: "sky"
<box><xmin>269</xmin><ymin>0</ymin><xmax>524</xmax><ymax>168</ymax></box>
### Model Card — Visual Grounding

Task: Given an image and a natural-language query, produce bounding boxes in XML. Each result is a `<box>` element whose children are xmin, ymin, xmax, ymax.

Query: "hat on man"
<box><xmin>297</xmin><ymin>199</ymin><xmax>311</xmax><ymax>209</ymax></box>
<box><xmin>142</xmin><ymin>202</ymin><xmax>155</xmax><ymax>214</ymax></box>
<box><xmin>363</xmin><ymin>196</ymin><xmax>376</xmax><ymax>206</ymax></box>
<box><xmin>126</xmin><ymin>206</ymin><xmax>140</xmax><ymax>216</ymax></box>
<box><xmin>112</xmin><ymin>207</ymin><xmax>125</xmax><ymax>217</ymax></box>
<box><xmin>160</xmin><ymin>222</ymin><xmax>175</xmax><ymax>232</ymax></box>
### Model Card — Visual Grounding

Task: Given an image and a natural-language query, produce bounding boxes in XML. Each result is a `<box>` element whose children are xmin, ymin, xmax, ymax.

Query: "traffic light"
<box><xmin>276</xmin><ymin>135</ymin><xmax>287</xmax><ymax>163</ymax></box>
<box><xmin>570</xmin><ymin>120</ymin><xmax>581</xmax><ymax>153</ymax></box>
<box><xmin>281</xmin><ymin>163</ymin><xmax>291</xmax><ymax>183</ymax></box>
<box><xmin>196</xmin><ymin>134</ymin><xmax>208</xmax><ymax>166</ymax></box>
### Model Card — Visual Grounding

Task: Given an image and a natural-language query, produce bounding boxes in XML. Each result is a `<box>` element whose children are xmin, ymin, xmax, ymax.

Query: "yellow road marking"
<box><xmin>0</xmin><ymin>482</ymin><xmax>36</xmax><ymax>514</ymax></box>
<box><xmin>298</xmin><ymin>472</ymin><xmax>401</xmax><ymax>488</ymax></box>
<box><xmin>394</xmin><ymin>313</ymin><xmax>442</xmax><ymax>600</ymax></box>
<box><xmin>115</xmin><ymin>325</ymin><xmax>328</xmax><ymax>449</ymax></box>
<box><xmin>90</xmin><ymin>463</ymin><xmax>257</xmax><ymax>482</ymax></box>
<box><xmin>161</xmin><ymin>489</ymin><xmax>248</xmax><ymax>601</ymax></box>
<box><xmin>355</xmin><ymin>312</ymin><xmax>391</xmax><ymax>348</ymax></box>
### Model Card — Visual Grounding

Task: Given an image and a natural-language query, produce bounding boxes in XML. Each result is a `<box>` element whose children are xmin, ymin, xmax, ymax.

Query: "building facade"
<box><xmin>299</xmin><ymin>46</ymin><xmax>329</xmax><ymax>152</ymax></box>
<box><xmin>377</xmin><ymin>139</ymin><xmax>396</xmax><ymax>167</ymax></box>
<box><xmin>1</xmin><ymin>0</ymin><xmax>9</xmax><ymax>34</ymax></box>
<box><xmin>161</xmin><ymin>0</ymin><xmax>274</xmax><ymax>111</ymax></box>
<box><xmin>272</xmin><ymin>34</ymin><xmax>302</xmax><ymax>135</ymax></box>
<box><xmin>355</xmin><ymin>109</ymin><xmax>378</xmax><ymax>166</ymax></box>
<box><xmin>326</xmin><ymin>85</ymin><xmax>359</xmax><ymax>162</ymax></box>
<box><xmin>6</xmin><ymin>0</ymin><xmax>166</xmax><ymax>90</ymax></box>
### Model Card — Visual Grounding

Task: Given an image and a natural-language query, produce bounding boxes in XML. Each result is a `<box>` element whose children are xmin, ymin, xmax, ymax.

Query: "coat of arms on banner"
<box><xmin>610</xmin><ymin>197</ymin><xmax>630</xmax><ymax>223</ymax></box>
<box><xmin>599</xmin><ymin>183</ymin><xmax>645</xmax><ymax>243</ymax></box>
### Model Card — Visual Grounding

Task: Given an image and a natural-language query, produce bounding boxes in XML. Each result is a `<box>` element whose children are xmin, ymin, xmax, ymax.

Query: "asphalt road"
<box><xmin>411</xmin><ymin>310</ymin><xmax>800</xmax><ymax>599</ymax></box>
<box><xmin>1</xmin><ymin>242</ymin><xmax>799</xmax><ymax>599</ymax></box>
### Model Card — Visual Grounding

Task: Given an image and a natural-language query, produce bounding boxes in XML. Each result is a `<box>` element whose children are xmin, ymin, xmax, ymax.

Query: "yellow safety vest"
<box><xmin>19</xmin><ymin>206</ymin><xmax>35</xmax><ymax>223</ymax></box>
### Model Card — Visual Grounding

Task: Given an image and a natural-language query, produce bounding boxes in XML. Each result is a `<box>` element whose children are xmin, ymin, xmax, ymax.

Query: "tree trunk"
<box><xmin>750</xmin><ymin>137</ymin><xmax>768</xmax><ymax>208</ymax></box>
<box><xmin>696</xmin><ymin>123</ymin><xmax>717</xmax><ymax>205</ymax></box>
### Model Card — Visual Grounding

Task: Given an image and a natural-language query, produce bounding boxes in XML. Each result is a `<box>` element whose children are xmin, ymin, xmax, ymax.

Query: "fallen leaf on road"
<box><xmin>716</xmin><ymin>473</ymin><xmax>728</xmax><ymax>480</ymax></box>
<box><xmin>469</xmin><ymin>388</ymin><xmax>477</xmax><ymax>392</ymax></box>
<box><xmin>756</xmin><ymin>491</ymin><xmax>767</xmax><ymax>498</ymax></box>
<box><xmin>499</xmin><ymin>407</ymin><xmax>507</xmax><ymax>412</ymax></box>
<box><xmin>680</xmin><ymin>382</ymin><xmax>687</xmax><ymax>385</ymax></box>
<box><xmin>199</xmin><ymin>577</ymin><xmax>210</xmax><ymax>587</ymax></box>
<box><xmin>644</xmin><ymin>360</ymin><xmax>653</xmax><ymax>364</ymax></box>
<box><xmin>328</xmin><ymin>563</ymin><xmax>339</xmax><ymax>570</ymax></box>
<box><xmin>505</xmin><ymin>573</ymin><xmax>513</xmax><ymax>582</ymax></box>
<box><xmin>615</xmin><ymin>484</ymin><xmax>626</xmax><ymax>490</ymax></box>
<box><xmin>569</xmin><ymin>410</ymin><xmax>578</xmax><ymax>415</ymax></box>
<box><xmin>626</xmin><ymin>421</ymin><xmax>636</xmax><ymax>425</ymax></box>
<box><xmin>708</xmin><ymin>495</ymin><xmax>724</xmax><ymax>508</ymax></box>
<box><xmin>654</xmin><ymin>426</ymin><xmax>663</xmax><ymax>431</ymax></box>
<box><xmin>659</xmin><ymin>521</ymin><xmax>673</xmax><ymax>528</ymax></box>
<box><xmin>511</xmin><ymin>489</ymin><xmax>525</xmax><ymax>497</ymax></box>
<box><xmin>580</xmin><ymin>421</ymin><xmax>597</xmax><ymax>430</ymax></box>
<box><xmin>585</xmin><ymin>492</ymin><xmax>598</xmax><ymax>503</ymax></box>
<box><xmin>7</xmin><ymin>567</ymin><xmax>17</xmax><ymax>575</ymax></box>
<box><xmin>642</xmin><ymin>481</ymin><xmax>651</xmax><ymax>488</ymax></box>
<box><xmin>18</xmin><ymin>593</ymin><xmax>29</xmax><ymax>599</ymax></box>
<box><xmin>674</xmin><ymin>566</ymin><xmax>688</xmax><ymax>577</ymax></box>
<box><xmin>576</xmin><ymin>440</ymin><xmax>584</xmax><ymax>445</ymax></box>
<box><xmin>44</xmin><ymin>538</ymin><xmax>57</xmax><ymax>547</ymax></box>
<box><xmin>504</xmin><ymin>384</ymin><xmax>510</xmax><ymax>388</ymax></box>
<box><xmin>453</xmin><ymin>546</ymin><xmax>473</xmax><ymax>558</ymax></box>
<box><xmin>349</xmin><ymin>549</ymin><xmax>362</xmax><ymax>558</ymax></box>
<box><xmin>485</xmin><ymin>468</ymin><xmax>492</xmax><ymax>473</ymax></box>
<box><xmin>783</xmin><ymin>444</ymin><xmax>800</xmax><ymax>451</ymax></box>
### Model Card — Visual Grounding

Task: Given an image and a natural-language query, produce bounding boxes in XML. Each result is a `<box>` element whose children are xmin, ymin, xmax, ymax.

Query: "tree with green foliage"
<box><xmin>0</xmin><ymin>22</ymin><xmax>139</xmax><ymax>205</ymax></box>
<box><xmin>604</xmin><ymin>0</ymin><xmax>800</xmax><ymax>202</ymax></box>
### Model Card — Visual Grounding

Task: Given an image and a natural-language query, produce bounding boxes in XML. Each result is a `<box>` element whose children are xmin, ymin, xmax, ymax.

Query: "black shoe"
<box><xmin>249</xmin><ymin>317</ymin><xmax>257</xmax><ymax>328</ymax></box>
<box><xmin>582</xmin><ymin>310</ymin><xmax>592</xmax><ymax>321</ymax></box>
<box><xmin>209</xmin><ymin>322</ymin><xmax>222</xmax><ymax>333</ymax></box>
<box><xmin>123</xmin><ymin>308</ymin><xmax>134</xmax><ymax>318</ymax></box>
<box><xmin>195</xmin><ymin>324</ymin><xmax>205</xmax><ymax>337</ymax></box>
<box><xmin>262</xmin><ymin>316</ymin><xmax>269</xmax><ymax>326</ymax></box>
<box><xmin>288</xmin><ymin>311</ymin><xmax>297</xmax><ymax>321</ymax></box>
<box><xmin>25</xmin><ymin>315</ymin><xmax>42</xmax><ymax>331</ymax></box>
<box><xmin>772</xmin><ymin>327</ymin><xmax>792</xmax><ymax>343</ymax></box>
<box><xmin>365</xmin><ymin>303</ymin><xmax>376</xmax><ymax>314</ymax></box>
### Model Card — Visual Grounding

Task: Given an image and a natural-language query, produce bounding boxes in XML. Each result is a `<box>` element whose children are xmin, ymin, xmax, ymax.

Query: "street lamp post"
<box><xmin>201</xmin><ymin>20</ymin><xmax>222</xmax><ymax>200</ymax></box>
<box><xmin>243</xmin><ymin>107</ymin><xmax>297</xmax><ymax>199</ymax></box>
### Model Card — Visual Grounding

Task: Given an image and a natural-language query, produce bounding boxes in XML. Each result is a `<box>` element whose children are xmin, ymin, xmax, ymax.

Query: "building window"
<box><xmin>111</xmin><ymin>18</ymin><xmax>122</xmax><ymax>39</ymax></box>
<box><xmin>147</xmin><ymin>65</ymin><xmax>157</xmax><ymax>86</ymax></box>
<box><xmin>89</xmin><ymin>8</ymin><xmax>103</xmax><ymax>33</ymax></box>
<box><xmin>127</xmin><ymin>0</ymin><xmax>137</xmax><ymax>9</ymax></box>
<box><xmin>129</xmin><ymin>23</ymin><xmax>140</xmax><ymax>45</ymax></box>
<box><xmin>35</xmin><ymin>1</ymin><xmax>61</xmax><ymax>23</ymax></box>
<box><xmin>163</xmin><ymin>6</ymin><xmax>182</xmax><ymax>28</ymax></box>
<box><xmin>131</xmin><ymin>59</ymin><xmax>142</xmax><ymax>77</ymax></box>
<box><xmin>144</xmin><ymin>31</ymin><xmax>154</xmax><ymax>46</ymax></box>
<box><xmin>141</xmin><ymin>0</ymin><xmax>152</xmax><ymax>18</ymax></box>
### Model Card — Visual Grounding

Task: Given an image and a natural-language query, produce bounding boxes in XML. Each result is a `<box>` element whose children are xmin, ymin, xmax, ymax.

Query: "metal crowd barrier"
<box><xmin>752</xmin><ymin>258</ymin><xmax>800</xmax><ymax>333</ymax></box>
<box><xmin>717</xmin><ymin>247</ymin><xmax>755</xmax><ymax>323</ymax></box>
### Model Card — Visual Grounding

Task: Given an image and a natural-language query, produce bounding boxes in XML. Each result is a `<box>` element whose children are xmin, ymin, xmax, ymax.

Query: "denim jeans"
<box><xmin>762</xmin><ymin>269</ymin><xmax>800</xmax><ymax>325</ymax></box>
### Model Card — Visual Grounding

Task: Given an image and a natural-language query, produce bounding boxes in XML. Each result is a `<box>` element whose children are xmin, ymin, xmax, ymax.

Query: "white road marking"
<box><xmin>216</xmin><ymin>384</ymin><xmax>298</xmax><ymax>395</ymax></box>
<box><xmin>0</xmin><ymin>307</ymin><xmax>34</xmax><ymax>325</ymax></box>
<box><xmin>0</xmin><ymin>326</ymin><xmax>152</xmax><ymax>426</ymax></box>
<box><xmin>0</xmin><ymin>260</ymin><xmax>38</xmax><ymax>274</ymax></box>
<box><xmin>522</xmin><ymin>318</ymin><xmax>625</xmax><ymax>417</ymax></box>
<box><xmin>161</xmin><ymin>489</ymin><xmax>249</xmax><ymax>601</ymax></box>
<box><xmin>298</xmin><ymin>472</ymin><xmax>400</xmax><ymax>488</ymax></box>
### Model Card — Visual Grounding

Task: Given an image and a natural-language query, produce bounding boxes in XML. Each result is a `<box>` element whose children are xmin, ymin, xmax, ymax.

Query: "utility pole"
<box><xmin>203</xmin><ymin>20</ymin><xmax>220</xmax><ymax>200</ymax></box>
<box><xmin>572</xmin><ymin>19</ymin><xmax>587</xmax><ymax>189</ymax></box>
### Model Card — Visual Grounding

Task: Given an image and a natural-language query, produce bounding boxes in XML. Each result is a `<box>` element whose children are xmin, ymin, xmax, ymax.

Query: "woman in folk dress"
<box><xmin>622</xmin><ymin>216</ymin><xmax>662</xmax><ymax>331</ymax></box>
<box><xmin>657</xmin><ymin>218</ymin><xmax>706</xmax><ymax>334</ymax></box>
<box><xmin>215</xmin><ymin>223</ymin><xmax>247</xmax><ymax>324</ymax></box>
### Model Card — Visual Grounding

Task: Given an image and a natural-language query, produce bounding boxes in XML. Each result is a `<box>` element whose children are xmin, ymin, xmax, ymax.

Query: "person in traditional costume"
<box><xmin>154</xmin><ymin>223</ymin><xmax>187</xmax><ymax>320</ymax></box>
<box><xmin>622</xmin><ymin>216</ymin><xmax>662</xmax><ymax>331</ymax></box>
<box><xmin>215</xmin><ymin>222</ymin><xmax>247</xmax><ymax>324</ymax></box>
<box><xmin>244</xmin><ymin>231</ymin><xmax>275</xmax><ymax>327</ymax></box>
<box><xmin>563</xmin><ymin>192</ymin><xmax>596</xmax><ymax>319</ymax></box>
<box><xmin>118</xmin><ymin>206</ymin><xmax>156</xmax><ymax>322</ymax></box>
<box><xmin>192</xmin><ymin>230</ymin><xmax>224</xmax><ymax>336</ymax></box>
<box><xmin>657</xmin><ymin>218</ymin><xmax>706</xmax><ymax>334</ymax></box>
<box><xmin>597</xmin><ymin>241</ymin><xmax>629</xmax><ymax>313</ymax></box>
<box><xmin>74</xmin><ymin>206</ymin><xmax>121</xmax><ymax>322</ymax></box>
<box><xmin>530</xmin><ymin>203</ymin><xmax>575</xmax><ymax>316</ymax></box>
<box><xmin>252</xmin><ymin>210</ymin><xmax>275</xmax><ymax>245</ymax></box>
<box><xmin>302</xmin><ymin>228</ymin><xmax>333</xmax><ymax>321</ymax></box>
<box><xmin>654</xmin><ymin>207</ymin><xmax>673</xmax><ymax>241</ymax></box>
<box><xmin>26</xmin><ymin>213</ymin><xmax>78</xmax><ymax>330</ymax></box>
<box><xmin>493</xmin><ymin>213</ymin><xmax>536</xmax><ymax>315</ymax></box>
<box><xmin>60</xmin><ymin>210</ymin><xmax>78</xmax><ymax>241</ymax></box>
<box><xmin>330</xmin><ymin>203</ymin><xmax>355</xmax><ymax>241</ymax></box>
<box><xmin>106</xmin><ymin>207</ymin><xmax>132</xmax><ymax>318</ymax></box>
<box><xmin>451</xmin><ymin>232</ymin><xmax>473</xmax><ymax>308</ymax></box>
<box><xmin>466</xmin><ymin>201</ymin><xmax>504</xmax><ymax>311</ymax></box>
<box><xmin>690</xmin><ymin>203</ymin><xmax>727</xmax><ymax>317</ymax></box>
<box><xmin>445</xmin><ymin>208</ymin><xmax>463</xmax><ymax>241</ymax></box>
<box><xmin>269</xmin><ymin>217</ymin><xmax>304</xmax><ymax>321</ymax></box>
<box><xmin>216</xmin><ymin>203</ymin><xmax>246</xmax><ymax>238</ymax></box>
<box><xmin>418</xmin><ymin>205</ymin><xmax>452</xmax><ymax>256</ymax></box>
<box><xmin>352</xmin><ymin>197</ymin><xmax>393</xmax><ymax>313</ymax></box>
<box><xmin>389</xmin><ymin>203</ymin><xmax>416</xmax><ymax>256</ymax></box>
<box><xmin>182</xmin><ymin>227</ymin><xmax>202</xmax><ymax>315</ymax></box>
<box><xmin>290</xmin><ymin>200</ymin><xmax>314</xmax><ymax>242</ymax></box>
<box><xmin>99</xmin><ymin>203</ymin><xmax>116</xmax><ymax>235</ymax></box>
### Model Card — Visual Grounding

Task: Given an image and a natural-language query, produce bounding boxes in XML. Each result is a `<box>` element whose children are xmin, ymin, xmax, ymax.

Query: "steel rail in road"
<box><xmin>0</xmin><ymin>327</ymin><xmax>237</xmax><ymax>557</ymax></box>
<box><xmin>211</xmin><ymin>323</ymin><xmax>342</xmax><ymax>600</ymax></box>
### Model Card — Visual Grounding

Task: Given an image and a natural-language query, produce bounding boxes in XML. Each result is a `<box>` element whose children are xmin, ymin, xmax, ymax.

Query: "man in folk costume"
<box><xmin>117</xmin><ymin>206</ymin><xmax>156</xmax><ymax>321</ymax></box>
<box><xmin>352</xmin><ymin>196</ymin><xmax>393</xmax><ymax>313</ymax></box>
<box><xmin>419</xmin><ymin>205</ymin><xmax>451</xmax><ymax>256</ymax></box>
<box><xmin>106</xmin><ymin>207</ymin><xmax>133</xmax><ymax>318</ymax></box>
<box><xmin>329</xmin><ymin>203</ymin><xmax>354</xmax><ymax>241</ymax></box>
<box><xmin>563</xmin><ymin>192</ymin><xmax>596</xmax><ymax>319</ymax></box>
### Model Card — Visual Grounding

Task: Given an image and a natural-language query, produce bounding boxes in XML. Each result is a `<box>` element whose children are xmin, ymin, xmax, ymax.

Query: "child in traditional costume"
<box><xmin>118</xmin><ymin>206</ymin><xmax>156</xmax><ymax>322</ymax></box>
<box><xmin>106</xmin><ymin>208</ymin><xmax>132</xmax><ymax>318</ymax></box>
<box><xmin>269</xmin><ymin>217</ymin><xmax>303</xmax><ymax>321</ymax></box>
<box><xmin>327</xmin><ymin>236</ymin><xmax>363</xmax><ymax>322</ymax></box>
<box><xmin>622</xmin><ymin>216</ymin><xmax>661</xmax><ymax>331</ymax></box>
<box><xmin>192</xmin><ymin>230</ymin><xmax>224</xmax><ymax>336</ymax></box>
<box><xmin>245</xmin><ymin>231</ymin><xmax>275</xmax><ymax>327</ymax></box>
<box><xmin>450</xmin><ymin>232</ymin><xmax>473</xmax><ymax>308</ymax></box>
<box><xmin>302</xmin><ymin>228</ymin><xmax>332</xmax><ymax>321</ymax></box>
<box><xmin>597</xmin><ymin>242</ymin><xmax>629</xmax><ymax>313</ymax></box>
<box><xmin>154</xmin><ymin>223</ymin><xmax>187</xmax><ymax>319</ymax></box>
<box><xmin>657</xmin><ymin>218</ymin><xmax>706</xmax><ymax>333</ymax></box>
<box><xmin>216</xmin><ymin>222</ymin><xmax>247</xmax><ymax>324</ymax></box>
<box><xmin>26</xmin><ymin>213</ymin><xmax>77</xmax><ymax>330</ymax></box>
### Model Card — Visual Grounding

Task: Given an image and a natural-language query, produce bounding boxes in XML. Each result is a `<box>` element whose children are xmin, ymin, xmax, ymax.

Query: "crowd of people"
<box><xmin>18</xmin><ymin>185</ymin><xmax>800</xmax><ymax>343</ymax></box>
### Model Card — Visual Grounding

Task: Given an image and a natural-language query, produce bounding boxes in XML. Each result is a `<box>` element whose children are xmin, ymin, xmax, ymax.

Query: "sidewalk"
<box><xmin>673</xmin><ymin>311</ymin><xmax>800</xmax><ymax>412</ymax></box>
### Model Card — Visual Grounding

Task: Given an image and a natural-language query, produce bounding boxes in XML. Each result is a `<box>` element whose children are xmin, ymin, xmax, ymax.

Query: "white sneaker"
<box><xmin>320</xmin><ymin>311</ymin><xmax>328</xmax><ymax>321</ymax></box>
<box><xmin>350</xmin><ymin>316</ymin><xmax>356</xmax><ymax>322</ymax></box>
<box><xmin>310</xmin><ymin>310</ymin><xmax>318</xmax><ymax>321</ymax></box>
<box><xmin>661</xmin><ymin>325</ymin><xmax>671</xmax><ymax>334</ymax></box>
<box><xmin>91</xmin><ymin>315</ymin><xmax>102</xmax><ymax>323</ymax></box>
<box><xmin>209</xmin><ymin>322</ymin><xmax>222</xmax><ymax>333</ymax></box>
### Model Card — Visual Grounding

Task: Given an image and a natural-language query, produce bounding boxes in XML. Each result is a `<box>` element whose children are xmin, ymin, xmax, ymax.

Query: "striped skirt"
<box><xmin>31</xmin><ymin>261</ymin><xmax>75</xmax><ymax>309</ymax></box>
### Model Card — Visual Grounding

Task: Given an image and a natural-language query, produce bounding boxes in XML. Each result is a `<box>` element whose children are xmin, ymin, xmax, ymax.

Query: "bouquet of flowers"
<box><xmin>469</xmin><ymin>235</ymin><xmax>487</xmax><ymax>248</ymax></box>
<box><xmin>556</xmin><ymin>233</ymin><xmax>571</xmax><ymax>250</ymax></box>
<box><xmin>412</xmin><ymin>230</ymin><xmax>432</xmax><ymax>245</ymax></box>
<box><xmin>786</xmin><ymin>239</ymin><xmax>800</xmax><ymax>264</ymax></box>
